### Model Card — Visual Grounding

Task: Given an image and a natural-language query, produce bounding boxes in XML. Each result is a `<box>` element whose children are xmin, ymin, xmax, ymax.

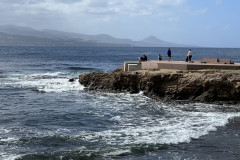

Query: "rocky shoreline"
<box><xmin>79</xmin><ymin>69</ymin><xmax>240</xmax><ymax>104</ymax></box>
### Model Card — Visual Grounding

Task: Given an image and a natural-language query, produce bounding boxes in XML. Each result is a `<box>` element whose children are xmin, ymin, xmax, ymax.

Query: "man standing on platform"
<box><xmin>167</xmin><ymin>48</ymin><xmax>171</xmax><ymax>62</ymax></box>
<box><xmin>186</xmin><ymin>49</ymin><xmax>192</xmax><ymax>62</ymax></box>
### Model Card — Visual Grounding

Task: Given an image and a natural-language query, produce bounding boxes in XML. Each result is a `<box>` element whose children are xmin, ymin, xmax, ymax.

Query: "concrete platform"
<box><xmin>124</xmin><ymin>61</ymin><xmax>141</xmax><ymax>71</ymax></box>
<box><xmin>141</xmin><ymin>60</ymin><xmax>240</xmax><ymax>70</ymax></box>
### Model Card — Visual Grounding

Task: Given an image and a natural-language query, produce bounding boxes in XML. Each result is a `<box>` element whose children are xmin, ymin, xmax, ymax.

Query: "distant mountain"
<box><xmin>141</xmin><ymin>36</ymin><xmax>168</xmax><ymax>43</ymax></box>
<box><xmin>0</xmin><ymin>25</ymin><xmax>129</xmax><ymax>46</ymax></box>
<box><xmin>0</xmin><ymin>25</ymin><xmax>194</xmax><ymax>47</ymax></box>
<box><xmin>137</xmin><ymin>36</ymin><xmax>193</xmax><ymax>47</ymax></box>
<box><xmin>0</xmin><ymin>24</ymin><xmax>42</xmax><ymax>36</ymax></box>
<box><xmin>0</xmin><ymin>32</ymin><xmax>110</xmax><ymax>46</ymax></box>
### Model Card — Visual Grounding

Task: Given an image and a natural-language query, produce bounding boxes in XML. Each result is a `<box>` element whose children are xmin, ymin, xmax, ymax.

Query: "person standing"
<box><xmin>143</xmin><ymin>54</ymin><xmax>147</xmax><ymax>61</ymax></box>
<box><xmin>167</xmin><ymin>48</ymin><xmax>171</xmax><ymax>62</ymax></box>
<box><xmin>158</xmin><ymin>54</ymin><xmax>162</xmax><ymax>60</ymax></box>
<box><xmin>186</xmin><ymin>49</ymin><xmax>192</xmax><ymax>62</ymax></box>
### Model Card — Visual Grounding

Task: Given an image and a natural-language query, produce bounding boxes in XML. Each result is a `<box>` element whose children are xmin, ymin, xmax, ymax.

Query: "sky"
<box><xmin>0</xmin><ymin>0</ymin><xmax>239</xmax><ymax>47</ymax></box>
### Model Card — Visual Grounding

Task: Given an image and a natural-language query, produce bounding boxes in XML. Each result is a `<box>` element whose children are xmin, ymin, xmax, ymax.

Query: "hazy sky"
<box><xmin>0</xmin><ymin>0</ymin><xmax>239</xmax><ymax>47</ymax></box>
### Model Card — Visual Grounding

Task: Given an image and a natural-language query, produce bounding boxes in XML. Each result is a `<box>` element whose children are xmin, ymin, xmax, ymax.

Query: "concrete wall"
<box><xmin>123</xmin><ymin>60</ymin><xmax>240</xmax><ymax>71</ymax></box>
<box><xmin>141</xmin><ymin>60</ymin><xmax>160</xmax><ymax>69</ymax></box>
<box><xmin>158</xmin><ymin>63</ymin><xmax>188</xmax><ymax>70</ymax></box>
<box><xmin>124</xmin><ymin>61</ymin><xmax>141</xmax><ymax>71</ymax></box>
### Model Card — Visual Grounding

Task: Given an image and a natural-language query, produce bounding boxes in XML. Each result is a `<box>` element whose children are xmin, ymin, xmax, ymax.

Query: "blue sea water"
<box><xmin>1</xmin><ymin>46</ymin><xmax>240</xmax><ymax>160</ymax></box>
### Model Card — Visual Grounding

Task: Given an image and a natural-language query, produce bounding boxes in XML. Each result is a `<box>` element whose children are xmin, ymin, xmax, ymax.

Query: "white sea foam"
<box><xmin>77</xmin><ymin>100</ymin><xmax>240</xmax><ymax>147</ymax></box>
<box><xmin>0</xmin><ymin>137</ymin><xmax>19</xmax><ymax>143</ymax></box>
<box><xmin>110</xmin><ymin>116</ymin><xmax>122</xmax><ymax>121</ymax></box>
<box><xmin>1</xmin><ymin>154</ymin><xmax>22</xmax><ymax>160</ymax></box>
<box><xmin>0</xmin><ymin>72</ymin><xmax>84</xmax><ymax>93</ymax></box>
<box><xmin>0</xmin><ymin>128</ymin><xmax>11</xmax><ymax>134</ymax></box>
<box><xmin>103</xmin><ymin>149</ymin><xmax>131</xmax><ymax>157</ymax></box>
<box><xmin>73</xmin><ymin>92</ymin><xmax>240</xmax><ymax>150</ymax></box>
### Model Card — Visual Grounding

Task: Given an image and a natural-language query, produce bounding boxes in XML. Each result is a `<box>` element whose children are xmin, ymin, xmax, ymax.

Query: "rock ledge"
<box><xmin>79</xmin><ymin>69</ymin><xmax>240</xmax><ymax>104</ymax></box>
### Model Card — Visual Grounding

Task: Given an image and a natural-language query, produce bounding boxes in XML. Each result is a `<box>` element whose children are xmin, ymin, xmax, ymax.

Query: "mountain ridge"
<box><xmin>0</xmin><ymin>24</ymin><xmax>195</xmax><ymax>47</ymax></box>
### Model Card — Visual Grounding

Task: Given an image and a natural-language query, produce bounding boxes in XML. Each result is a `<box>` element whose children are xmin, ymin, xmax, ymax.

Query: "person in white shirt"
<box><xmin>186</xmin><ymin>49</ymin><xmax>192</xmax><ymax>62</ymax></box>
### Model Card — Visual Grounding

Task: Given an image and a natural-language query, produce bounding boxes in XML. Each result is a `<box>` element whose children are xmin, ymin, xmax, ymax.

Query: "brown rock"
<box><xmin>79</xmin><ymin>69</ymin><xmax>240</xmax><ymax>103</ymax></box>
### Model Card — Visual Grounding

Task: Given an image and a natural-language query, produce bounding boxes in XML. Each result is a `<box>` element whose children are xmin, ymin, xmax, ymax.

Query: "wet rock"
<box><xmin>69</xmin><ymin>78</ymin><xmax>75</xmax><ymax>82</ymax></box>
<box><xmin>79</xmin><ymin>70</ymin><xmax>240</xmax><ymax>103</ymax></box>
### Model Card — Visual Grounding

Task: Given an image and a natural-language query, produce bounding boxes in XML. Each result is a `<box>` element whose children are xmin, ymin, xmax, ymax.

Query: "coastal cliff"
<box><xmin>79</xmin><ymin>69</ymin><xmax>240</xmax><ymax>103</ymax></box>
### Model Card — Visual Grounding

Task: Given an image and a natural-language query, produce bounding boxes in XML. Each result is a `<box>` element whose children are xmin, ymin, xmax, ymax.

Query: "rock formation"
<box><xmin>79</xmin><ymin>69</ymin><xmax>240</xmax><ymax>103</ymax></box>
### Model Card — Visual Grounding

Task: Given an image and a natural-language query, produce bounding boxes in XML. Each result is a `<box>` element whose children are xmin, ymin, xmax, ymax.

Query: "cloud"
<box><xmin>190</xmin><ymin>8</ymin><xmax>208</xmax><ymax>16</ymax></box>
<box><xmin>0</xmin><ymin>0</ymin><xmax>188</xmax><ymax>33</ymax></box>
<box><xmin>0</xmin><ymin>0</ymin><xmax>187</xmax><ymax>17</ymax></box>
<box><xmin>216</xmin><ymin>0</ymin><xmax>223</xmax><ymax>6</ymax></box>
<box><xmin>222</xmin><ymin>25</ymin><xmax>230</xmax><ymax>31</ymax></box>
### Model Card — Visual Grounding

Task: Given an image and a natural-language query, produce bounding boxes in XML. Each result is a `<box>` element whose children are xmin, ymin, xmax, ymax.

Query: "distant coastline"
<box><xmin>0</xmin><ymin>24</ymin><xmax>196</xmax><ymax>47</ymax></box>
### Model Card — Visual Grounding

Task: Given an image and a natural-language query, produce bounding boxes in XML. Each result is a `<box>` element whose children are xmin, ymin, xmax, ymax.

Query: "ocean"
<box><xmin>1</xmin><ymin>46</ymin><xmax>240</xmax><ymax>160</ymax></box>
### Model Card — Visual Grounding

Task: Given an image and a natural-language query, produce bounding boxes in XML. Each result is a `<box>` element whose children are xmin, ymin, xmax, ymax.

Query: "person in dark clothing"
<box><xmin>158</xmin><ymin>54</ymin><xmax>162</xmax><ymax>60</ymax></box>
<box><xmin>143</xmin><ymin>54</ymin><xmax>147</xmax><ymax>61</ymax></box>
<box><xmin>139</xmin><ymin>54</ymin><xmax>147</xmax><ymax>63</ymax></box>
<box><xmin>167</xmin><ymin>48</ymin><xmax>171</xmax><ymax>62</ymax></box>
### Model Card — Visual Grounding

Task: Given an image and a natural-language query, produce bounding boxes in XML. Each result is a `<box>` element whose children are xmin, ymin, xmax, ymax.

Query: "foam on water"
<box><xmin>1</xmin><ymin>75</ymin><xmax>240</xmax><ymax>159</ymax></box>
<box><xmin>0</xmin><ymin>128</ymin><xmax>11</xmax><ymax>134</ymax></box>
<box><xmin>80</xmin><ymin>112</ymin><xmax>238</xmax><ymax>145</ymax></box>
<box><xmin>0</xmin><ymin>72</ymin><xmax>84</xmax><ymax>93</ymax></box>
<box><xmin>71</xmin><ymin>92</ymin><xmax>240</xmax><ymax>156</ymax></box>
<box><xmin>0</xmin><ymin>137</ymin><xmax>19</xmax><ymax>143</ymax></box>
<box><xmin>1</xmin><ymin>155</ymin><xmax>23</xmax><ymax>160</ymax></box>
<box><xmin>103</xmin><ymin>149</ymin><xmax>131</xmax><ymax>157</ymax></box>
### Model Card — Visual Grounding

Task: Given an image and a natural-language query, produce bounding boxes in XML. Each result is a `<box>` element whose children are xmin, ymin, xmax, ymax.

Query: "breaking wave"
<box><xmin>1</xmin><ymin>91</ymin><xmax>240</xmax><ymax>159</ymax></box>
<box><xmin>0</xmin><ymin>72</ymin><xmax>84</xmax><ymax>93</ymax></box>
